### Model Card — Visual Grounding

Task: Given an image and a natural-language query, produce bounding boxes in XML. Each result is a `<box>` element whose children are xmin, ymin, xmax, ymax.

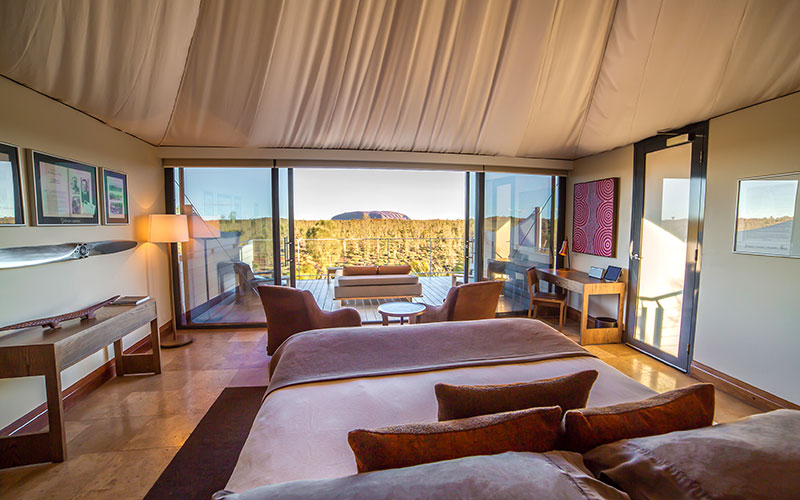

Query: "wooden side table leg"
<box><xmin>43</xmin><ymin>349</ymin><xmax>66</xmax><ymax>462</ymax></box>
<box><xmin>113</xmin><ymin>339</ymin><xmax>125</xmax><ymax>376</ymax></box>
<box><xmin>381</xmin><ymin>313</ymin><xmax>388</xmax><ymax>326</ymax></box>
<box><xmin>580</xmin><ymin>293</ymin><xmax>590</xmax><ymax>345</ymax></box>
<box><xmin>149</xmin><ymin>318</ymin><xmax>162</xmax><ymax>374</ymax></box>
<box><xmin>617</xmin><ymin>290</ymin><xmax>626</xmax><ymax>338</ymax></box>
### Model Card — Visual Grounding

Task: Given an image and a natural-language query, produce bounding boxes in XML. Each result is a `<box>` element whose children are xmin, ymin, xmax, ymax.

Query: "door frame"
<box><xmin>626</xmin><ymin>121</ymin><xmax>708</xmax><ymax>371</ymax></box>
<box><xmin>464</xmin><ymin>172</ymin><xmax>485</xmax><ymax>283</ymax></box>
<box><xmin>271</xmin><ymin>166</ymin><xmax>296</xmax><ymax>287</ymax></box>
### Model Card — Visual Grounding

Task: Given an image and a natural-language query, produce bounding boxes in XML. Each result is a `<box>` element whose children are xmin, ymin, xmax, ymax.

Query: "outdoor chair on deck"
<box><xmin>526</xmin><ymin>267</ymin><xmax>567</xmax><ymax>329</ymax></box>
<box><xmin>257</xmin><ymin>285</ymin><xmax>362</xmax><ymax>355</ymax></box>
<box><xmin>417</xmin><ymin>280</ymin><xmax>503</xmax><ymax>323</ymax></box>
<box><xmin>233</xmin><ymin>261</ymin><xmax>273</xmax><ymax>300</ymax></box>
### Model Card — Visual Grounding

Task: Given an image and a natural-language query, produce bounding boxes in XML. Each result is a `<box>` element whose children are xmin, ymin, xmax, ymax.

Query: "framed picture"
<box><xmin>0</xmin><ymin>142</ymin><xmax>25</xmax><ymax>226</ymax></box>
<box><xmin>30</xmin><ymin>151</ymin><xmax>99</xmax><ymax>225</ymax></box>
<box><xmin>573</xmin><ymin>177</ymin><xmax>618</xmax><ymax>257</ymax></box>
<box><xmin>102</xmin><ymin>168</ymin><xmax>129</xmax><ymax>224</ymax></box>
<box><xmin>733</xmin><ymin>171</ymin><xmax>799</xmax><ymax>258</ymax></box>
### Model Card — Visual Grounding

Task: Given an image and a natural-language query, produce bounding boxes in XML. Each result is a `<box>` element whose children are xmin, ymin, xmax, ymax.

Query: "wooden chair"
<box><xmin>257</xmin><ymin>285</ymin><xmax>362</xmax><ymax>355</ymax></box>
<box><xmin>418</xmin><ymin>281</ymin><xmax>504</xmax><ymax>323</ymax></box>
<box><xmin>526</xmin><ymin>267</ymin><xmax>567</xmax><ymax>329</ymax></box>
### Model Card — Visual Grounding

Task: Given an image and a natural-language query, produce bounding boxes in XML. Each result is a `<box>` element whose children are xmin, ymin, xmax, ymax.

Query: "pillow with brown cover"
<box><xmin>377</xmin><ymin>264</ymin><xmax>411</xmax><ymax>275</ymax></box>
<box><xmin>563</xmin><ymin>383</ymin><xmax>715</xmax><ymax>453</ymax></box>
<box><xmin>342</xmin><ymin>265</ymin><xmax>378</xmax><ymax>276</ymax></box>
<box><xmin>435</xmin><ymin>370</ymin><xmax>598</xmax><ymax>421</ymax></box>
<box><xmin>347</xmin><ymin>406</ymin><xmax>562</xmax><ymax>472</ymax></box>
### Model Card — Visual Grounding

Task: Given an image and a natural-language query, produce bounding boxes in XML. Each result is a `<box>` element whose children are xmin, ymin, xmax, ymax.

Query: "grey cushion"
<box><xmin>334</xmin><ymin>283</ymin><xmax>422</xmax><ymax>299</ymax></box>
<box><xmin>336</xmin><ymin>274</ymin><xmax>419</xmax><ymax>287</ymax></box>
<box><xmin>583</xmin><ymin>409</ymin><xmax>800</xmax><ymax>500</ymax></box>
<box><xmin>213</xmin><ymin>451</ymin><xmax>630</xmax><ymax>500</ymax></box>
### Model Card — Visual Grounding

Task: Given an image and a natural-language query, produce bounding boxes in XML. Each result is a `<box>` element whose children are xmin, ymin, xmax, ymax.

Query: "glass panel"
<box><xmin>278</xmin><ymin>168</ymin><xmax>293</xmax><ymax>285</ymax></box>
<box><xmin>634</xmin><ymin>144</ymin><xmax>692</xmax><ymax>357</ymax></box>
<box><xmin>734</xmin><ymin>174</ymin><xmax>800</xmax><ymax>257</ymax></box>
<box><xmin>483</xmin><ymin>173</ymin><xmax>554</xmax><ymax>313</ymax></box>
<box><xmin>466</xmin><ymin>172</ymin><xmax>478</xmax><ymax>282</ymax></box>
<box><xmin>176</xmin><ymin>167</ymin><xmax>272</xmax><ymax>325</ymax></box>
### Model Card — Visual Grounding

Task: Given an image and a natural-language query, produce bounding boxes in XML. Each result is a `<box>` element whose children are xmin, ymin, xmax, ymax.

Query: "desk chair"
<box><xmin>527</xmin><ymin>267</ymin><xmax>567</xmax><ymax>329</ymax></box>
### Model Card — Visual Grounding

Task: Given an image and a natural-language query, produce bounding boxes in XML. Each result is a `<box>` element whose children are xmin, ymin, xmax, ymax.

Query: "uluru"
<box><xmin>332</xmin><ymin>211</ymin><xmax>410</xmax><ymax>220</ymax></box>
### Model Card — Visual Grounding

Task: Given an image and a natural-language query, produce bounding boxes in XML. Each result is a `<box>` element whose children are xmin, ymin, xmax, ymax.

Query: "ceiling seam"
<box><xmin>626</xmin><ymin>0</ymin><xmax>664</xmax><ymax>141</ymax></box>
<box><xmin>157</xmin><ymin>0</ymin><xmax>204</xmax><ymax>146</ymax></box>
<box><xmin>571</xmin><ymin>0</ymin><xmax>619</xmax><ymax>159</ymax></box>
<box><xmin>708</xmin><ymin>0</ymin><xmax>749</xmax><ymax>115</ymax></box>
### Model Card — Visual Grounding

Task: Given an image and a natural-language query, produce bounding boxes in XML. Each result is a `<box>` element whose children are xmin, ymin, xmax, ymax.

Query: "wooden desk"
<box><xmin>537</xmin><ymin>269</ymin><xmax>626</xmax><ymax>345</ymax></box>
<box><xmin>0</xmin><ymin>299</ymin><xmax>161</xmax><ymax>468</ymax></box>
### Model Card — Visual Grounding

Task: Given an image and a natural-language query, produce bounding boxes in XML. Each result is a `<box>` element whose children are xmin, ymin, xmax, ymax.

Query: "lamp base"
<box><xmin>161</xmin><ymin>333</ymin><xmax>193</xmax><ymax>348</ymax></box>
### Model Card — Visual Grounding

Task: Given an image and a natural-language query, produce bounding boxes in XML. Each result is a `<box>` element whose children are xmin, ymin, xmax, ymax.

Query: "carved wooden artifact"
<box><xmin>0</xmin><ymin>296</ymin><xmax>120</xmax><ymax>331</ymax></box>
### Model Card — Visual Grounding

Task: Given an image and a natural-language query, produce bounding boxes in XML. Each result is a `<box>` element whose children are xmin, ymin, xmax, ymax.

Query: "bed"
<box><xmin>226</xmin><ymin>317</ymin><xmax>657</xmax><ymax>492</ymax></box>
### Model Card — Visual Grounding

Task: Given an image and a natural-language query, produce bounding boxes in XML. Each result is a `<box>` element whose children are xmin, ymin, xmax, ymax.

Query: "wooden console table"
<box><xmin>537</xmin><ymin>268</ymin><xmax>626</xmax><ymax>345</ymax></box>
<box><xmin>0</xmin><ymin>299</ymin><xmax>161</xmax><ymax>469</ymax></box>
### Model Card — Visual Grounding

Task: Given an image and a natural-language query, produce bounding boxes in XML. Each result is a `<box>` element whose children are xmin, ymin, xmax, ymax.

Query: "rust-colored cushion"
<box><xmin>342</xmin><ymin>265</ymin><xmax>378</xmax><ymax>276</ymax></box>
<box><xmin>435</xmin><ymin>370</ymin><xmax>598</xmax><ymax>421</ymax></box>
<box><xmin>377</xmin><ymin>264</ymin><xmax>411</xmax><ymax>275</ymax></box>
<box><xmin>347</xmin><ymin>406</ymin><xmax>562</xmax><ymax>472</ymax></box>
<box><xmin>563</xmin><ymin>383</ymin><xmax>715</xmax><ymax>453</ymax></box>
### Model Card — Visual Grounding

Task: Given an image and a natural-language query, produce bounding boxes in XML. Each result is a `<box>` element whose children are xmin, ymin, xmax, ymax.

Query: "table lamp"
<box><xmin>149</xmin><ymin>214</ymin><xmax>192</xmax><ymax>348</ymax></box>
<box><xmin>559</xmin><ymin>240</ymin><xmax>570</xmax><ymax>270</ymax></box>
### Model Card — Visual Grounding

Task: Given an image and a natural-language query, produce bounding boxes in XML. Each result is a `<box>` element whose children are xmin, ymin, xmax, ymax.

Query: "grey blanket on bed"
<box><xmin>267</xmin><ymin>318</ymin><xmax>595</xmax><ymax>395</ymax></box>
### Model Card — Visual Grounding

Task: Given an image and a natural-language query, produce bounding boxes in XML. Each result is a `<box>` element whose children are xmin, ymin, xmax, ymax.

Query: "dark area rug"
<box><xmin>144</xmin><ymin>386</ymin><xmax>266</xmax><ymax>500</ymax></box>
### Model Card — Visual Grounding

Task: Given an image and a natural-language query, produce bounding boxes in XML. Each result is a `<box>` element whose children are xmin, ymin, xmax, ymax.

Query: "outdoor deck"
<box><xmin>189</xmin><ymin>276</ymin><xmax>527</xmax><ymax>325</ymax></box>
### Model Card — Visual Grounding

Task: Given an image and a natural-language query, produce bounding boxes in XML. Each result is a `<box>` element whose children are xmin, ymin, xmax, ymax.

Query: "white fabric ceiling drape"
<box><xmin>1</xmin><ymin>0</ymin><xmax>799</xmax><ymax>159</ymax></box>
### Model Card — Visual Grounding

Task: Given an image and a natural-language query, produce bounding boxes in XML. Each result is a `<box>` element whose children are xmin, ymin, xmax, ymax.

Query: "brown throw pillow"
<box><xmin>563</xmin><ymin>383</ymin><xmax>715</xmax><ymax>453</ymax></box>
<box><xmin>377</xmin><ymin>264</ymin><xmax>411</xmax><ymax>275</ymax></box>
<box><xmin>435</xmin><ymin>370</ymin><xmax>598</xmax><ymax>421</ymax></box>
<box><xmin>342</xmin><ymin>265</ymin><xmax>378</xmax><ymax>276</ymax></box>
<box><xmin>347</xmin><ymin>406</ymin><xmax>562</xmax><ymax>472</ymax></box>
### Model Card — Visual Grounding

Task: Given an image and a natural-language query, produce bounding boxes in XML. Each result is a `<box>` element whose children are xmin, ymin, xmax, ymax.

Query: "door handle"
<box><xmin>629</xmin><ymin>241</ymin><xmax>641</xmax><ymax>261</ymax></box>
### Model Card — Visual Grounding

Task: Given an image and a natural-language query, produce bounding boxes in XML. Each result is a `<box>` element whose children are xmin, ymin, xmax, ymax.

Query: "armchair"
<box><xmin>257</xmin><ymin>285</ymin><xmax>362</xmax><ymax>355</ymax></box>
<box><xmin>417</xmin><ymin>280</ymin><xmax>503</xmax><ymax>323</ymax></box>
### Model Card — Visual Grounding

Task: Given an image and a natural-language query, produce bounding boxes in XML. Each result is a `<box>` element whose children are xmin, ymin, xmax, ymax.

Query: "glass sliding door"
<box><xmin>173</xmin><ymin>167</ymin><xmax>273</xmax><ymax>327</ymax></box>
<box><xmin>483</xmin><ymin>173</ymin><xmax>555</xmax><ymax>313</ymax></box>
<box><xmin>464</xmin><ymin>172</ymin><xmax>482</xmax><ymax>283</ymax></box>
<box><xmin>277</xmin><ymin>168</ymin><xmax>296</xmax><ymax>286</ymax></box>
<box><xmin>627</xmin><ymin>123</ymin><xmax>707</xmax><ymax>371</ymax></box>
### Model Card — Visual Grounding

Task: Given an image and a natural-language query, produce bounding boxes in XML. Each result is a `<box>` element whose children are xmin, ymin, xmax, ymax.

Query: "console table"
<box><xmin>0</xmin><ymin>299</ymin><xmax>161</xmax><ymax>468</ymax></box>
<box><xmin>536</xmin><ymin>268</ymin><xmax>626</xmax><ymax>345</ymax></box>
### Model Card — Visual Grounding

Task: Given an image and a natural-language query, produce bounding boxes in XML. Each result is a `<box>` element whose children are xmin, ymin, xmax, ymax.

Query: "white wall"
<box><xmin>565</xmin><ymin>145</ymin><xmax>633</xmax><ymax>319</ymax></box>
<box><xmin>0</xmin><ymin>77</ymin><xmax>172</xmax><ymax>430</ymax></box>
<box><xmin>693</xmin><ymin>92</ymin><xmax>800</xmax><ymax>404</ymax></box>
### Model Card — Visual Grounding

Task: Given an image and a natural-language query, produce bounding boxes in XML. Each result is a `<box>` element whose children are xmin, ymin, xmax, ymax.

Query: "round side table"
<box><xmin>377</xmin><ymin>302</ymin><xmax>426</xmax><ymax>325</ymax></box>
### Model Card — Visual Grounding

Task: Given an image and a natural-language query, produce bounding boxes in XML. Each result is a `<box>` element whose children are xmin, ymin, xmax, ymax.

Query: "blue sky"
<box><xmin>294</xmin><ymin>169</ymin><xmax>465</xmax><ymax>220</ymax></box>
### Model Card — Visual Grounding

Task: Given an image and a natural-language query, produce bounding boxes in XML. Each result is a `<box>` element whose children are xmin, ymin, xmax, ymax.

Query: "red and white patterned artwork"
<box><xmin>573</xmin><ymin>178</ymin><xmax>618</xmax><ymax>257</ymax></box>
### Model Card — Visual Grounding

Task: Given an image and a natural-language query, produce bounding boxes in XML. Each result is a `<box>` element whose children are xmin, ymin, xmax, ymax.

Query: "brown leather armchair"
<box><xmin>257</xmin><ymin>285</ymin><xmax>362</xmax><ymax>355</ymax></box>
<box><xmin>418</xmin><ymin>280</ymin><xmax>504</xmax><ymax>323</ymax></box>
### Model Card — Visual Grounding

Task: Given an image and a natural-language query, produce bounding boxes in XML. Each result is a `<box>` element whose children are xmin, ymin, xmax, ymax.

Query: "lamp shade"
<box><xmin>148</xmin><ymin>214</ymin><xmax>189</xmax><ymax>243</ymax></box>
<box><xmin>559</xmin><ymin>240</ymin><xmax>569</xmax><ymax>256</ymax></box>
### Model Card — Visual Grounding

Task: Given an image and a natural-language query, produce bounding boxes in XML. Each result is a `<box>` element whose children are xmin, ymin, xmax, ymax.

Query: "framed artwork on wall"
<box><xmin>30</xmin><ymin>151</ymin><xmax>99</xmax><ymax>225</ymax></box>
<box><xmin>0</xmin><ymin>142</ymin><xmax>25</xmax><ymax>226</ymax></box>
<box><xmin>102</xmin><ymin>168</ymin><xmax>129</xmax><ymax>224</ymax></box>
<box><xmin>573</xmin><ymin>177</ymin><xmax>618</xmax><ymax>258</ymax></box>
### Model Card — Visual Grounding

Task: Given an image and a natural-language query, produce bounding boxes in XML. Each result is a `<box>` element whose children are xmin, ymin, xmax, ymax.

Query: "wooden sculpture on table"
<box><xmin>0</xmin><ymin>296</ymin><xmax>120</xmax><ymax>331</ymax></box>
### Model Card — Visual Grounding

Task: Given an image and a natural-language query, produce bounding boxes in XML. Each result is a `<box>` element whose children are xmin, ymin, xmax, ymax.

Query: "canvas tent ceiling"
<box><xmin>1</xmin><ymin>0</ymin><xmax>799</xmax><ymax>160</ymax></box>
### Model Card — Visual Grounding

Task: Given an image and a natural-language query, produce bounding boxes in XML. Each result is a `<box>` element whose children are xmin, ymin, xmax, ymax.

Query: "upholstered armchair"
<box><xmin>257</xmin><ymin>285</ymin><xmax>362</xmax><ymax>355</ymax></box>
<box><xmin>418</xmin><ymin>280</ymin><xmax>504</xmax><ymax>323</ymax></box>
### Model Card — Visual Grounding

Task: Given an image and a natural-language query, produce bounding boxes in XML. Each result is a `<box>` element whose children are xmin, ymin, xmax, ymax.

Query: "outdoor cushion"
<box><xmin>342</xmin><ymin>266</ymin><xmax>378</xmax><ymax>276</ymax></box>
<box><xmin>334</xmin><ymin>283</ymin><xmax>422</xmax><ymax>299</ymax></box>
<box><xmin>336</xmin><ymin>274</ymin><xmax>419</xmax><ymax>287</ymax></box>
<box><xmin>378</xmin><ymin>265</ymin><xmax>412</xmax><ymax>275</ymax></box>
